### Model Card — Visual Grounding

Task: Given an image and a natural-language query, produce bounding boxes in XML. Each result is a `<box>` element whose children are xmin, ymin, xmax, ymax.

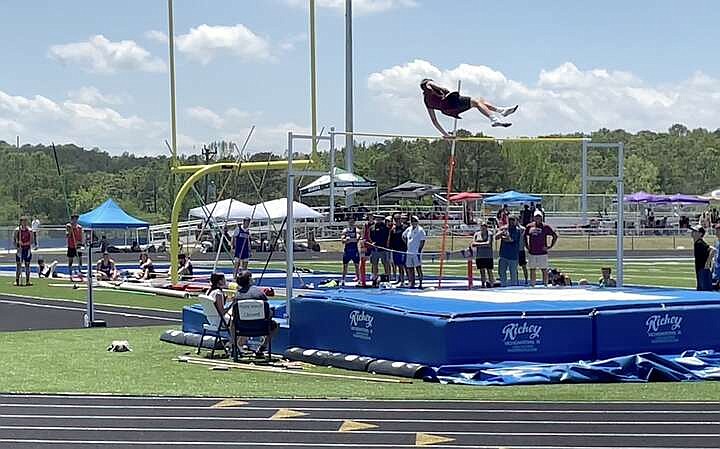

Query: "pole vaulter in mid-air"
<box><xmin>420</xmin><ymin>78</ymin><xmax>518</xmax><ymax>136</ymax></box>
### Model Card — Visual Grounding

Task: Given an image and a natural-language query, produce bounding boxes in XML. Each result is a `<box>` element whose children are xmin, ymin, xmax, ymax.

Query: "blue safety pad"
<box><xmin>304</xmin><ymin>287</ymin><xmax>720</xmax><ymax>316</ymax></box>
<box><xmin>595</xmin><ymin>305</ymin><xmax>720</xmax><ymax>359</ymax></box>
<box><xmin>433</xmin><ymin>350</ymin><xmax>720</xmax><ymax>385</ymax></box>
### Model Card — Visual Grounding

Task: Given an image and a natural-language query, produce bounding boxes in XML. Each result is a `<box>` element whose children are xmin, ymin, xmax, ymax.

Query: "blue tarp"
<box><xmin>79</xmin><ymin>198</ymin><xmax>149</xmax><ymax>229</ymax></box>
<box><xmin>434</xmin><ymin>350</ymin><xmax>720</xmax><ymax>385</ymax></box>
<box><xmin>484</xmin><ymin>190</ymin><xmax>542</xmax><ymax>205</ymax></box>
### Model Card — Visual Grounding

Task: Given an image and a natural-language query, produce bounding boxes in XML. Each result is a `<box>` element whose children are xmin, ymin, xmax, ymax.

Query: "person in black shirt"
<box><xmin>389</xmin><ymin>214</ymin><xmax>408</xmax><ymax>286</ymax></box>
<box><xmin>368</xmin><ymin>214</ymin><xmax>390</xmax><ymax>287</ymax></box>
<box><xmin>520</xmin><ymin>204</ymin><xmax>532</xmax><ymax>227</ymax></box>
<box><xmin>178</xmin><ymin>253</ymin><xmax>194</xmax><ymax>281</ymax></box>
<box><xmin>691</xmin><ymin>225</ymin><xmax>713</xmax><ymax>291</ymax></box>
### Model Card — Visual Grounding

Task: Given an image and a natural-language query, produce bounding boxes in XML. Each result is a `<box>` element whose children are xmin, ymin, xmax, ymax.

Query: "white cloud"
<box><xmin>0</xmin><ymin>89</ymin><xmax>163</xmax><ymax>154</ymax></box>
<box><xmin>144</xmin><ymin>30</ymin><xmax>168</xmax><ymax>44</ymax></box>
<box><xmin>67</xmin><ymin>86</ymin><xmax>126</xmax><ymax>106</ymax></box>
<box><xmin>366</xmin><ymin>59</ymin><xmax>720</xmax><ymax>136</ymax></box>
<box><xmin>176</xmin><ymin>24</ymin><xmax>272</xmax><ymax>65</ymax></box>
<box><xmin>286</xmin><ymin>0</ymin><xmax>417</xmax><ymax>15</ymax></box>
<box><xmin>186</xmin><ymin>106</ymin><xmax>225</xmax><ymax>129</ymax></box>
<box><xmin>49</xmin><ymin>35</ymin><xmax>166</xmax><ymax>74</ymax></box>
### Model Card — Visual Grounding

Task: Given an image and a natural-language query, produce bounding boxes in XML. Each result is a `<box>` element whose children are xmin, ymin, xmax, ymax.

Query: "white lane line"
<box><xmin>1</xmin><ymin>425</ymin><xmax>718</xmax><ymax>438</ymax></box>
<box><xmin>1</xmin><ymin>403</ymin><xmax>716</xmax><ymax>414</ymax></box>
<box><xmin>0</xmin><ymin>292</ymin><xmax>181</xmax><ymax>314</ymax></box>
<box><xmin>0</xmin><ymin>440</ymin><xmax>716</xmax><ymax>449</ymax></box>
<box><xmin>2</xmin><ymin>414</ymin><xmax>717</xmax><ymax>425</ymax></box>
<box><xmin>2</xmin><ymin>394</ymin><xmax>718</xmax><ymax>405</ymax></box>
<box><xmin>0</xmin><ymin>300</ymin><xmax>180</xmax><ymax>322</ymax></box>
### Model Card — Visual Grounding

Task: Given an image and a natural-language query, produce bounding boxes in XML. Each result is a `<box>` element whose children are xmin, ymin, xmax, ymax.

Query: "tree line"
<box><xmin>0</xmin><ymin>123</ymin><xmax>717</xmax><ymax>225</ymax></box>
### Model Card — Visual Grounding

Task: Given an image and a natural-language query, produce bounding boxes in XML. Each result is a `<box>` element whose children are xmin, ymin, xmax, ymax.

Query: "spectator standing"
<box><xmin>517</xmin><ymin>223</ymin><xmax>529</xmax><ymax>285</ymax></box>
<box><xmin>402</xmin><ymin>216</ymin><xmax>426</xmax><ymax>288</ymax></box>
<box><xmin>232</xmin><ymin>217</ymin><xmax>252</xmax><ymax>277</ymax></box>
<box><xmin>713</xmin><ymin>224</ymin><xmax>720</xmax><ymax>288</ymax></box>
<box><xmin>497</xmin><ymin>204</ymin><xmax>509</xmax><ymax>227</ymax></box>
<box><xmin>340</xmin><ymin>218</ymin><xmax>361</xmax><ymax>286</ymax></box>
<box><xmin>66</xmin><ymin>214</ymin><xmax>84</xmax><ymax>276</ymax></box>
<box><xmin>471</xmin><ymin>222</ymin><xmax>494</xmax><ymax>288</ymax></box>
<box><xmin>14</xmin><ymin>216</ymin><xmax>34</xmax><ymax>286</ymax></box>
<box><xmin>388</xmin><ymin>214</ymin><xmax>408</xmax><ymax>286</ymax></box>
<box><xmin>520</xmin><ymin>204</ymin><xmax>532</xmax><ymax>227</ymax></box>
<box><xmin>524</xmin><ymin>210</ymin><xmax>558</xmax><ymax>287</ymax></box>
<box><xmin>31</xmin><ymin>217</ymin><xmax>40</xmax><ymax>249</ymax></box>
<box><xmin>495</xmin><ymin>216</ymin><xmax>522</xmax><ymax>286</ymax></box>
<box><xmin>368</xmin><ymin>214</ymin><xmax>391</xmax><ymax>287</ymax></box>
<box><xmin>691</xmin><ymin>225</ymin><xmax>713</xmax><ymax>291</ymax></box>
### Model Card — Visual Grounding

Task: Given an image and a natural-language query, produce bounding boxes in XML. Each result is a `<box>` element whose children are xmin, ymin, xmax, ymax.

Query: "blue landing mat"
<box><xmin>433</xmin><ymin>350</ymin><xmax>720</xmax><ymax>385</ymax></box>
<box><xmin>290</xmin><ymin>287</ymin><xmax>720</xmax><ymax>365</ymax></box>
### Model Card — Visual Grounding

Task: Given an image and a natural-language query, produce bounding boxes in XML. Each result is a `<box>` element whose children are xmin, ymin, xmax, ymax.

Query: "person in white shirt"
<box><xmin>31</xmin><ymin>218</ymin><xmax>40</xmax><ymax>249</ymax></box>
<box><xmin>402</xmin><ymin>216</ymin><xmax>426</xmax><ymax>288</ymax></box>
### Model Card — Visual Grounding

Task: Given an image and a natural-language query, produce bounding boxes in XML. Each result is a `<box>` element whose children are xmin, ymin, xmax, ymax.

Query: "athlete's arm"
<box><xmin>426</xmin><ymin>108</ymin><xmax>450</xmax><ymax>137</ymax></box>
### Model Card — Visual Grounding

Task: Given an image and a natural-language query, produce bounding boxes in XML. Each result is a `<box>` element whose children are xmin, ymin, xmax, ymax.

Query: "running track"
<box><xmin>0</xmin><ymin>295</ymin><xmax>180</xmax><ymax>331</ymax></box>
<box><xmin>0</xmin><ymin>394</ymin><xmax>718</xmax><ymax>448</ymax></box>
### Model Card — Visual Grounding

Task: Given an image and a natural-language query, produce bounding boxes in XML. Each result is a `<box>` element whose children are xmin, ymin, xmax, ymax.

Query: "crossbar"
<box><xmin>329</xmin><ymin>130</ymin><xmax>589</xmax><ymax>142</ymax></box>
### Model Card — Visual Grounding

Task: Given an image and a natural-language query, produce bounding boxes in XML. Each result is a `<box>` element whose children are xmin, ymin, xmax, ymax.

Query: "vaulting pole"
<box><xmin>437</xmin><ymin>80</ymin><xmax>461</xmax><ymax>288</ymax></box>
<box><xmin>345</xmin><ymin>0</ymin><xmax>354</xmax><ymax>205</ymax></box>
<box><xmin>309</xmin><ymin>0</ymin><xmax>318</xmax><ymax>158</ymax></box>
<box><xmin>167</xmin><ymin>0</ymin><xmax>178</xmax><ymax>166</ymax></box>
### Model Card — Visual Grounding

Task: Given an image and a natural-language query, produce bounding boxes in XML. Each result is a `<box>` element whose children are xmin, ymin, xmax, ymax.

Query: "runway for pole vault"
<box><xmin>0</xmin><ymin>295</ymin><xmax>180</xmax><ymax>331</ymax></box>
<box><xmin>0</xmin><ymin>394</ymin><xmax>717</xmax><ymax>449</ymax></box>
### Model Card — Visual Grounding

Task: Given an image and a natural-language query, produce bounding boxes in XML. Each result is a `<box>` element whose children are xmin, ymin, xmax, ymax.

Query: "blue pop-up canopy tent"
<box><xmin>77</xmin><ymin>198</ymin><xmax>148</xmax><ymax>328</ymax></box>
<box><xmin>79</xmin><ymin>198</ymin><xmax>149</xmax><ymax>229</ymax></box>
<box><xmin>484</xmin><ymin>190</ymin><xmax>542</xmax><ymax>206</ymax></box>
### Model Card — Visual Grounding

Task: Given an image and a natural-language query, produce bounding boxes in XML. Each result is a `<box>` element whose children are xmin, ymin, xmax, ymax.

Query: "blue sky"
<box><xmin>1</xmin><ymin>0</ymin><xmax>719</xmax><ymax>155</ymax></box>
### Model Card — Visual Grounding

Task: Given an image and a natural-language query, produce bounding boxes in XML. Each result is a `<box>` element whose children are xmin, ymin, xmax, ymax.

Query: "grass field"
<box><xmin>2</xmin><ymin>325</ymin><xmax>719</xmax><ymax>401</ymax></box>
<box><xmin>0</xmin><ymin>256</ymin><xmax>711</xmax><ymax>400</ymax></box>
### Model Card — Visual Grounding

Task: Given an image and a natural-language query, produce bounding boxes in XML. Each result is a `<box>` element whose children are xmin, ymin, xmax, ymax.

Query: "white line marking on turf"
<box><xmin>0</xmin><ymin>300</ymin><xmax>180</xmax><ymax>322</ymax></box>
<box><xmin>2</xmin><ymin>404</ymin><xmax>718</xmax><ymax>414</ymax></box>
<box><xmin>0</xmin><ymin>292</ymin><xmax>182</xmax><ymax>314</ymax></box>
<box><xmin>2</xmin><ymin>414</ymin><xmax>717</xmax><ymax>425</ymax></box>
<box><xmin>1</xmin><ymin>425</ymin><xmax>718</xmax><ymax>438</ymax></box>
<box><xmin>0</xmin><ymin>441</ymin><xmax>716</xmax><ymax>449</ymax></box>
<box><xmin>2</xmin><ymin>394</ymin><xmax>718</xmax><ymax>405</ymax></box>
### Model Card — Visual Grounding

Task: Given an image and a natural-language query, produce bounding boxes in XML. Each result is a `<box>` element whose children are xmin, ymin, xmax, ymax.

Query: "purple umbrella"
<box><xmin>623</xmin><ymin>191</ymin><xmax>670</xmax><ymax>203</ymax></box>
<box><xmin>667</xmin><ymin>193</ymin><xmax>709</xmax><ymax>205</ymax></box>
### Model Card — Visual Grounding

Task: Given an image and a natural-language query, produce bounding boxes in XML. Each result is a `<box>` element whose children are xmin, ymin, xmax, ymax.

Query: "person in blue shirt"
<box><xmin>713</xmin><ymin>224</ymin><xmax>720</xmax><ymax>289</ymax></box>
<box><xmin>495</xmin><ymin>215</ymin><xmax>522</xmax><ymax>287</ymax></box>
<box><xmin>232</xmin><ymin>218</ymin><xmax>252</xmax><ymax>278</ymax></box>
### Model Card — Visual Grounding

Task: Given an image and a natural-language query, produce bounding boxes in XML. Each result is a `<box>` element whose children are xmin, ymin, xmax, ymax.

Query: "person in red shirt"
<box><xmin>523</xmin><ymin>210</ymin><xmax>558</xmax><ymax>287</ymax></box>
<box><xmin>14</xmin><ymin>216</ymin><xmax>35</xmax><ymax>286</ymax></box>
<box><xmin>421</xmin><ymin>78</ymin><xmax>518</xmax><ymax>135</ymax></box>
<box><xmin>66</xmin><ymin>214</ymin><xmax>84</xmax><ymax>276</ymax></box>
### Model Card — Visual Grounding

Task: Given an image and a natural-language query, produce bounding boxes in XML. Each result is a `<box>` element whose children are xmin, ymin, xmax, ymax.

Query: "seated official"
<box><xmin>96</xmin><ymin>252</ymin><xmax>119</xmax><ymax>281</ymax></box>
<box><xmin>37</xmin><ymin>258</ymin><xmax>59</xmax><ymax>278</ymax></box>
<box><xmin>598</xmin><ymin>267</ymin><xmax>617</xmax><ymax>288</ymax></box>
<box><xmin>178</xmin><ymin>253</ymin><xmax>194</xmax><ymax>281</ymax></box>
<box><xmin>233</xmin><ymin>270</ymin><xmax>278</xmax><ymax>356</ymax></box>
<box><xmin>135</xmin><ymin>252</ymin><xmax>155</xmax><ymax>280</ymax></box>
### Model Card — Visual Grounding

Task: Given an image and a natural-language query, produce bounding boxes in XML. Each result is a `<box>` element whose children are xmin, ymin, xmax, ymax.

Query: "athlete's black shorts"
<box><xmin>475</xmin><ymin>258</ymin><xmax>493</xmax><ymax>270</ymax></box>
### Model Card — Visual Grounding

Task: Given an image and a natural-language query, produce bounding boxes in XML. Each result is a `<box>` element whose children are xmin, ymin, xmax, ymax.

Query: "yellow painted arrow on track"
<box><xmin>415</xmin><ymin>432</ymin><xmax>456</xmax><ymax>446</ymax></box>
<box><xmin>338</xmin><ymin>420</ymin><xmax>378</xmax><ymax>432</ymax></box>
<box><xmin>210</xmin><ymin>399</ymin><xmax>248</xmax><ymax>408</ymax></box>
<box><xmin>270</xmin><ymin>408</ymin><xmax>307</xmax><ymax>420</ymax></box>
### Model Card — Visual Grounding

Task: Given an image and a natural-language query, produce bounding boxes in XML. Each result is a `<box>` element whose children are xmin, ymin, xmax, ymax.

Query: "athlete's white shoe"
<box><xmin>500</xmin><ymin>105</ymin><xmax>518</xmax><ymax>117</ymax></box>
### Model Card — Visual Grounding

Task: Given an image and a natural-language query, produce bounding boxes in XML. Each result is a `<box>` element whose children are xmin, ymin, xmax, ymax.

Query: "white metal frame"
<box><xmin>286</xmin><ymin>130</ymin><xmax>626</xmax><ymax>313</ymax></box>
<box><xmin>581</xmin><ymin>141</ymin><xmax>625</xmax><ymax>286</ymax></box>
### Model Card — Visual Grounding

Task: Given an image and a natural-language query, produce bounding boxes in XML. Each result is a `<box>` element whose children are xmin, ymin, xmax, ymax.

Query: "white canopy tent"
<box><xmin>299</xmin><ymin>167</ymin><xmax>376</xmax><ymax>197</ymax></box>
<box><xmin>188</xmin><ymin>199</ymin><xmax>254</xmax><ymax>221</ymax></box>
<box><xmin>250</xmin><ymin>198</ymin><xmax>323</xmax><ymax>220</ymax></box>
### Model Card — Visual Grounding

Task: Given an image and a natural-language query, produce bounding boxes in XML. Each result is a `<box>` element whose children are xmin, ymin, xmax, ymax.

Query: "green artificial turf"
<box><xmin>0</xmin><ymin>277</ymin><xmax>196</xmax><ymax>311</ymax></box>
<box><xmin>2</xmin><ymin>325</ymin><xmax>718</xmax><ymax>400</ymax></box>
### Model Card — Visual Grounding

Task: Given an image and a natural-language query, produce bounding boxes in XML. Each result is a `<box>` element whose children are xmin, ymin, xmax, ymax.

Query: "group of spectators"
<box><xmin>341</xmin><ymin>213</ymin><xmax>427</xmax><ymax>288</ymax></box>
<box><xmin>691</xmin><ymin>223</ymin><xmax>720</xmax><ymax>291</ymax></box>
<box><xmin>472</xmin><ymin>208</ymin><xmax>558</xmax><ymax>287</ymax></box>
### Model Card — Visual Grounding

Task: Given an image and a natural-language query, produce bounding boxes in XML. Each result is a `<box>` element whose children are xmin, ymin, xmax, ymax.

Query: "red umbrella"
<box><xmin>448</xmin><ymin>192</ymin><xmax>482</xmax><ymax>202</ymax></box>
